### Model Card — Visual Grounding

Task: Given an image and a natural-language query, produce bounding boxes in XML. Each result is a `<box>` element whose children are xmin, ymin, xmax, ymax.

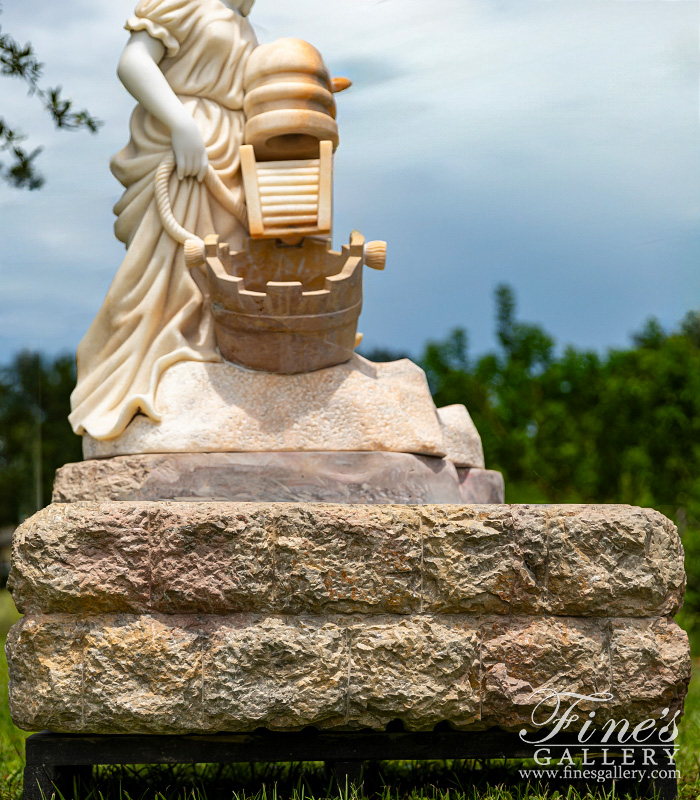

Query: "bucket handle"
<box><xmin>155</xmin><ymin>152</ymin><xmax>248</xmax><ymax>268</ymax></box>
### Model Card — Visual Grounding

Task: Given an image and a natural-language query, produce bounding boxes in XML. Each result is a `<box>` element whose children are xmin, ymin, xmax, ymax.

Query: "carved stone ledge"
<box><xmin>53</xmin><ymin>452</ymin><xmax>503</xmax><ymax>506</ymax></box>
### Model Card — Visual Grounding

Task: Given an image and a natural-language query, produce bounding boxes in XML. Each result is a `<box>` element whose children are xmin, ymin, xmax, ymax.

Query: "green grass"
<box><xmin>0</xmin><ymin>593</ymin><xmax>20</xmax><ymax>639</ymax></box>
<box><xmin>0</xmin><ymin>589</ymin><xmax>697</xmax><ymax>800</ymax></box>
<box><xmin>0</xmin><ymin>596</ymin><xmax>27</xmax><ymax>799</ymax></box>
<box><xmin>676</xmin><ymin>660</ymin><xmax>700</xmax><ymax>797</ymax></box>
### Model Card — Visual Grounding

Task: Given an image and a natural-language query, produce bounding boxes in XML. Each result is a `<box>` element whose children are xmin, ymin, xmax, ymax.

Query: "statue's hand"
<box><xmin>171</xmin><ymin>117</ymin><xmax>209</xmax><ymax>182</ymax></box>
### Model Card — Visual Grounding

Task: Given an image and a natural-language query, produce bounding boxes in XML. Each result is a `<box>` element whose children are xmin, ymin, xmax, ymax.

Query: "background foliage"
<box><xmin>0</xmin><ymin>353</ymin><xmax>81</xmax><ymax>523</ymax></box>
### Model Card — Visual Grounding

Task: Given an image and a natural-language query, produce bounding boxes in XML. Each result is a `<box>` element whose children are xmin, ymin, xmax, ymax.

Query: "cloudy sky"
<box><xmin>0</xmin><ymin>0</ymin><xmax>698</xmax><ymax>363</ymax></box>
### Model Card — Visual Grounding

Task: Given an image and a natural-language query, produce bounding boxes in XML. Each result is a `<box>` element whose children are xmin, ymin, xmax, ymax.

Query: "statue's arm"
<box><xmin>117</xmin><ymin>31</ymin><xmax>208</xmax><ymax>181</ymax></box>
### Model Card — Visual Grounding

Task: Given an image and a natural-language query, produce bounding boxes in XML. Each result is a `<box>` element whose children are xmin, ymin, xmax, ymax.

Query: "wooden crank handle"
<box><xmin>154</xmin><ymin>153</ymin><xmax>248</xmax><ymax>268</ymax></box>
<box><xmin>364</xmin><ymin>240</ymin><xmax>387</xmax><ymax>271</ymax></box>
<box><xmin>331</xmin><ymin>77</ymin><xmax>353</xmax><ymax>93</ymax></box>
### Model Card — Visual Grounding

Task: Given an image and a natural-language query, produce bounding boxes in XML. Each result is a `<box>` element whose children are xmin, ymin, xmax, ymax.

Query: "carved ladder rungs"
<box><xmin>241</xmin><ymin>141</ymin><xmax>333</xmax><ymax>239</ymax></box>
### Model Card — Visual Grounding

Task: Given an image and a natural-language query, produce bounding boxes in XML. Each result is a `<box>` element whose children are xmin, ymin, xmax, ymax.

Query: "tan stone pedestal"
<box><xmin>6</xmin><ymin>502</ymin><xmax>690</xmax><ymax>735</ymax></box>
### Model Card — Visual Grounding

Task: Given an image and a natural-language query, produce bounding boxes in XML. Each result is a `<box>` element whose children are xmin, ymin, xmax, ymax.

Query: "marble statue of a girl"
<box><xmin>69</xmin><ymin>0</ymin><xmax>257</xmax><ymax>440</ymax></box>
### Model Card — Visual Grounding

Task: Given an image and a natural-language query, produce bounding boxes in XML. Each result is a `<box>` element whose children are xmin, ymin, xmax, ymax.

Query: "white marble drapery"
<box><xmin>70</xmin><ymin>0</ymin><xmax>257</xmax><ymax>440</ymax></box>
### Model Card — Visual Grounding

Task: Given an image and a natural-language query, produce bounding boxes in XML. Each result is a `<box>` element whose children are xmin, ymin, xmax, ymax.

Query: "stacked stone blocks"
<box><xmin>7</xmin><ymin>502</ymin><xmax>690</xmax><ymax>735</ymax></box>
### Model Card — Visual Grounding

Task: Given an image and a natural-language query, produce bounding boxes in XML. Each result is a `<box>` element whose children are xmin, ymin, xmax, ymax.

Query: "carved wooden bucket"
<box><xmin>204</xmin><ymin>233</ymin><xmax>385</xmax><ymax>374</ymax></box>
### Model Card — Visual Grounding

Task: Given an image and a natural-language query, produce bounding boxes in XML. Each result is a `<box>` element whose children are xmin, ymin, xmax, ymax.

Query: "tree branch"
<box><xmin>0</xmin><ymin>16</ymin><xmax>102</xmax><ymax>189</ymax></box>
<box><xmin>0</xmin><ymin>118</ymin><xmax>44</xmax><ymax>189</ymax></box>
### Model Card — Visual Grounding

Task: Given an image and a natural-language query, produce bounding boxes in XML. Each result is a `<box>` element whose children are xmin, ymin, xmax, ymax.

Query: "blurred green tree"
<box><xmin>0</xmin><ymin>352</ymin><xmax>81</xmax><ymax>524</ymax></box>
<box><xmin>419</xmin><ymin>288</ymin><xmax>700</xmax><ymax>516</ymax></box>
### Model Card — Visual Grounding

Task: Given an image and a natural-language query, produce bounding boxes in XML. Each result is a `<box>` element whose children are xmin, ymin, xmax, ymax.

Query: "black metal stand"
<box><xmin>23</xmin><ymin>729</ymin><xmax>678</xmax><ymax>800</ymax></box>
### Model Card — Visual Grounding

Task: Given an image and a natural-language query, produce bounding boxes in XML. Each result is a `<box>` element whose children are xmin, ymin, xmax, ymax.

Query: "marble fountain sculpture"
<box><xmin>6</xmin><ymin>0</ymin><xmax>690</xmax><ymax>745</ymax></box>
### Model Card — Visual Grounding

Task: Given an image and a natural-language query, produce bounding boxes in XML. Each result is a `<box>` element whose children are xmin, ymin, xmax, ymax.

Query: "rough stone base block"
<box><xmin>6</xmin><ymin>613</ymin><xmax>689</xmax><ymax>735</ymax></box>
<box><xmin>7</xmin><ymin>502</ymin><xmax>689</xmax><ymax>737</ymax></box>
<box><xmin>52</xmin><ymin>452</ymin><xmax>504</xmax><ymax>505</ymax></box>
<box><xmin>9</xmin><ymin>504</ymin><xmax>684</xmax><ymax>617</ymax></box>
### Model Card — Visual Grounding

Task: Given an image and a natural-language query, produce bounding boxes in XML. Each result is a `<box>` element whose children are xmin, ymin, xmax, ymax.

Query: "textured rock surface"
<box><xmin>6</xmin><ymin>613</ymin><xmax>689</xmax><ymax>734</ymax></box>
<box><xmin>422</xmin><ymin>504</ymin><xmax>686</xmax><ymax>618</ymax></box>
<box><xmin>437</xmin><ymin>405</ymin><xmax>485</xmax><ymax>468</ymax></box>
<box><xmin>480</xmin><ymin>616</ymin><xmax>690</xmax><ymax>731</ymax></box>
<box><xmin>457</xmin><ymin>468</ymin><xmax>505</xmax><ymax>504</ymax></box>
<box><xmin>347</xmin><ymin>615</ymin><xmax>482</xmax><ymax>729</ymax></box>
<box><xmin>608</xmin><ymin>617</ymin><xmax>693</xmax><ymax>724</ymax></box>
<box><xmin>52</xmin><ymin>452</ymin><xmax>504</xmax><ymax>505</ymax></box>
<box><xmin>541</xmin><ymin>505</ymin><xmax>687</xmax><ymax>617</ymax></box>
<box><xmin>480</xmin><ymin>616</ymin><xmax>612</xmax><ymax>730</ymax></box>
<box><xmin>82</xmin><ymin>357</ymin><xmax>485</xmax><ymax>463</ymax></box>
<box><xmin>9</xmin><ymin>503</ymin><xmax>685</xmax><ymax>617</ymax></box>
